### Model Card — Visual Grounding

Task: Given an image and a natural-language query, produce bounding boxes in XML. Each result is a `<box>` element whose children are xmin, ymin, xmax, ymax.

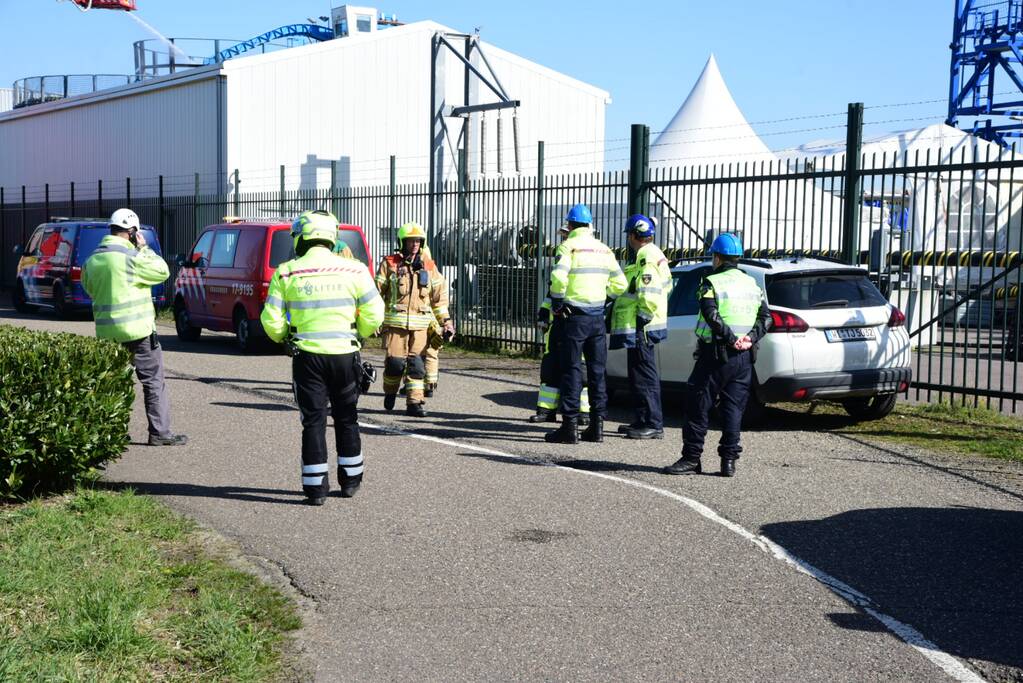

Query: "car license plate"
<box><xmin>825</xmin><ymin>327</ymin><xmax>876</xmax><ymax>342</ymax></box>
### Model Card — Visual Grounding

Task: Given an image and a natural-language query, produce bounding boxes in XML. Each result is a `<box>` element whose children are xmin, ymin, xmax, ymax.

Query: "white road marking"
<box><xmin>360</xmin><ymin>419</ymin><xmax>986</xmax><ymax>683</ymax></box>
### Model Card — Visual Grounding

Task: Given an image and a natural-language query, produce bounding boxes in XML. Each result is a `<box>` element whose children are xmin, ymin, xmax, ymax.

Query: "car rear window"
<box><xmin>268</xmin><ymin>230</ymin><xmax>294</xmax><ymax>268</ymax></box>
<box><xmin>337</xmin><ymin>230</ymin><xmax>369</xmax><ymax>266</ymax></box>
<box><xmin>766</xmin><ymin>272</ymin><xmax>887</xmax><ymax>310</ymax></box>
<box><xmin>76</xmin><ymin>226</ymin><xmax>161</xmax><ymax>264</ymax></box>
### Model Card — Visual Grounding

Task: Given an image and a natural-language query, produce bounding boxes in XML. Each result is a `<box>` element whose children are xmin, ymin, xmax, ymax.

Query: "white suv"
<box><xmin>607</xmin><ymin>257</ymin><xmax>911</xmax><ymax>421</ymax></box>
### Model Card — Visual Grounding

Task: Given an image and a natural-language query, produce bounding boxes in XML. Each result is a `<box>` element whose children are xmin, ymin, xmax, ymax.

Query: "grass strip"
<box><xmin>772</xmin><ymin>400</ymin><xmax>1023</xmax><ymax>463</ymax></box>
<box><xmin>0</xmin><ymin>488</ymin><xmax>300</xmax><ymax>682</ymax></box>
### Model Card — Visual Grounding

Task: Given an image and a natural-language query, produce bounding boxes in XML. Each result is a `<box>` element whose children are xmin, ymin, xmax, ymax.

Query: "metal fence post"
<box><xmin>842</xmin><ymin>102</ymin><xmax>864</xmax><ymax>265</ymax></box>
<box><xmin>534</xmin><ymin>140</ymin><xmax>546</xmax><ymax>347</ymax></box>
<box><xmin>1</xmin><ymin>186</ymin><xmax>6</xmax><ymax>287</ymax></box>
<box><xmin>21</xmin><ymin>186</ymin><xmax>26</xmax><ymax>244</ymax></box>
<box><xmin>330</xmin><ymin>160</ymin><xmax>338</xmax><ymax>219</ymax></box>
<box><xmin>456</xmin><ymin>148</ymin><xmax>468</xmax><ymax>328</ymax></box>
<box><xmin>279</xmin><ymin>165</ymin><xmax>285</xmax><ymax>217</ymax></box>
<box><xmin>126</xmin><ymin>176</ymin><xmax>131</xmax><ymax>207</ymax></box>
<box><xmin>70</xmin><ymin>181</ymin><xmax>75</xmax><ymax>217</ymax></box>
<box><xmin>628</xmin><ymin>124</ymin><xmax>651</xmax><ymax>217</ymax></box>
<box><xmin>97</xmin><ymin>179</ymin><xmax>103</xmax><ymax>217</ymax></box>
<box><xmin>45</xmin><ymin>184</ymin><xmax>50</xmax><ymax>222</ymax></box>
<box><xmin>158</xmin><ymin>175</ymin><xmax>165</xmax><ymax>248</ymax></box>
<box><xmin>389</xmin><ymin>155</ymin><xmax>396</xmax><ymax>233</ymax></box>
<box><xmin>233</xmin><ymin>169</ymin><xmax>240</xmax><ymax>216</ymax></box>
<box><xmin>192</xmin><ymin>172</ymin><xmax>200</xmax><ymax>255</ymax></box>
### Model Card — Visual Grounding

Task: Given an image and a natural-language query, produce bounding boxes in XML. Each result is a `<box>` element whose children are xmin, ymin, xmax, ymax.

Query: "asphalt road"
<box><xmin>4</xmin><ymin>306</ymin><xmax>1023</xmax><ymax>682</ymax></box>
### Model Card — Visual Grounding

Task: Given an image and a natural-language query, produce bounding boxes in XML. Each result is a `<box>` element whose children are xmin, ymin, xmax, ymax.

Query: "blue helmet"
<box><xmin>624</xmin><ymin>214</ymin><xmax>655</xmax><ymax>238</ymax></box>
<box><xmin>565</xmin><ymin>203</ymin><xmax>592</xmax><ymax>225</ymax></box>
<box><xmin>710</xmin><ymin>232</ymin><xmax>743</xmax><ymax>257</ymax></box>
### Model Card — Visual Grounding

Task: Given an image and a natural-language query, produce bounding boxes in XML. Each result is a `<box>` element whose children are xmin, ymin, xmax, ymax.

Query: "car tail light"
<box><xmin>888</xmin><ymin>306</ymin><xmax>906</xmax><ymax>327</ymax></box>
<box><xmin>792</xmin><ymin>388</ymin><xmax>808</xmax><ymax>400</ymax></box>
<box><xmin>769</xmin><ymin>309</ymin><xmax>809</xmax><ymax>333</ymax></box>
<box><xmin>260</xmin><ymin>281</ymin><xmax>270</xmax><ymax>302</ymax></box>
<box><xmin>898</xmin><ymin>381</ymin><xmax>909</xmax><ymax>392</ymax></box>
<box><xmin>70</xmin><ymin>266</ymin><xmax>82</xmax><ymax>282</ymax></box>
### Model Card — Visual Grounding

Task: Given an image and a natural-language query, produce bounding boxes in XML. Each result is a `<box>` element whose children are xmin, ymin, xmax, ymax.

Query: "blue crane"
<box><xmin>948</xmin><ymin>0</ymin><xmax>1023</xmax><ymax>146</ymax></box>
<box><xmin>203</xmin><ymin>24</ymin><xmax>335</xmax><ymax>65</ymax></box>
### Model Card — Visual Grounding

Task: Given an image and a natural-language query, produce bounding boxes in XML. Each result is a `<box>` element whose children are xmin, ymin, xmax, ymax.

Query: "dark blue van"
<box><xmin>12</xmin><ymin>219</ymin><xmax>166</xmax><ymax>318</ymax></box>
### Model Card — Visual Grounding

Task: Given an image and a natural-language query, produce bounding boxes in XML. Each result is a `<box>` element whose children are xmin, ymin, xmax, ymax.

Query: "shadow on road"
<box><xmin>761</xmin><ymin>506</ymin><xmax>1023</xmax><ymax>679</ymax></box>
<box><xmin>209</xmin><ymin>401</ymin><xmax>295</xmax><ymax>412</ymax></box>
<box><xmin>107</xmin><ymin>481</ymin><xmax>307</xmax><ymax>506</ymax></box>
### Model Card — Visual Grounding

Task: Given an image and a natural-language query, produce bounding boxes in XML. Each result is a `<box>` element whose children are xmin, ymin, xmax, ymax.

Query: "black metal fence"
<box><xmin>4</xmin><ymin>108</ymin><xmax>1023</xmax><ymax>411</ymax></box>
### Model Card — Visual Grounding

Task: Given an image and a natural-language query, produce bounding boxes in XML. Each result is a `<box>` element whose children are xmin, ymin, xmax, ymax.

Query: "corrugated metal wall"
<box><xmin>222</xmin><ymin>21</ymin><xmax>609</xmax><ymax>192</ymax></box>
<box><xmin>0</xmin><ymin>71</ymin><xmax>225</xmax><ymax>199</ymax></box>
<box><xmin>0</xmin><ymin>89</ymin><xmax>13</xmax><ymax>114</ymax></box>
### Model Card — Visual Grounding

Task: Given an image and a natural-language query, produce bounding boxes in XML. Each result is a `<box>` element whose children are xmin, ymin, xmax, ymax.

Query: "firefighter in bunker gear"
<box><xmin>375</xmin><ymin>222</ymin><xmax>454</xmax><ymax>417</ymax></box>
<box><xmin>610</xmin><ymin>214</ymin><xmax>672</xmax><ymax>440</ymax></box>
<box><xmin>82</xmin><ymin>208</ymin><xmax>187</xmax><ymax>446</ymax></box>
<box><xmin>544</xmin><ymin>204</ymin><xmax>628</xmax><ymax>445</ymax></box>
<box><xmin>663</xmin><ymin>233</ymin><xmax>771</xmax><ymax>478</ymax></box>
<box><xmin>261</xmin><ymin>210</ymin><xmax>384</xmax><ymax>504</ymax></box>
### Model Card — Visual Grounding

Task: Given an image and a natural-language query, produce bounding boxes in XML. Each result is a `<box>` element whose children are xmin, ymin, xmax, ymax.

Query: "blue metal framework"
<box><xmin>948</xmin><ymin>0</ymin><xmax>1023</xmax><ymax>146</ymax></box>
<box><xmin>202</xmin><ymin>24</ymin><xmax>335</xmax><ymax>65</ymax></box>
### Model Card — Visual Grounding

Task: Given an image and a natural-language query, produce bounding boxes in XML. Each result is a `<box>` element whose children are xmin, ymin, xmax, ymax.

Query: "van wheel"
<box><xmin>841</xmin><ymin>393</ymin><xmax>897</xmax><ymax>421</ymax></box>
<box><xmin>234</xmin><ymin>309</ymin><xmax>257</xmax><ymax>354</ymax></box>
<box><xmin>53</xmin><ymin>284</ymin><xmax>69</xmax><ymax>319</ymax></box>
<box><xmin>174</xmin><ymin>299</ymin><xmax>201</xmax><ymax>341</ymax></box>
<box><xmin>12</xmin><ymin>281</ymin><xmax>34</xmax><ymax>313</ymax></box>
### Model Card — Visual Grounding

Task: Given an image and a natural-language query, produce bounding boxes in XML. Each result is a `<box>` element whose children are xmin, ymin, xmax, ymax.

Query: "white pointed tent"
<box><xmin>649</xmin><ymin>55</ymin><xmax>845</xmax><ymax>252</ymax></box>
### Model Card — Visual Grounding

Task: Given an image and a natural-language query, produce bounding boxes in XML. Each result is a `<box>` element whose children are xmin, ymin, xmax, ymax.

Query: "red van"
<box><xmin>173</xmin><ymin>219</ymin><xmax>372</xmax><ymax>352</ymax></box>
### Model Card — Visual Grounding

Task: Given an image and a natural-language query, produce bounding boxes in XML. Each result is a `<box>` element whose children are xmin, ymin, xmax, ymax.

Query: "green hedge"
<box><xmin>0</xmin><ymin>325</ymin><xmax>135</xmax><ymax>497</ymax></box>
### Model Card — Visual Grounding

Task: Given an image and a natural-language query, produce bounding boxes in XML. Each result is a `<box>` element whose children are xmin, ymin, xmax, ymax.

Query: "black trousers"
<box><xmin>627</xmin><ymin>324</ymin><xmax>663</xmax><ymax>429</ymax></box>
<box><xmin>681</xmin><ymin>345</ymin><xmax>752</xmax><ymax>461</ymax></box>
<box><xmin>293</xmin><ymin>351</ymin><xmax>362</xmax><ymax>498</ymax></box>
<box><xmin>558</xmin><ymin>314</ymin><xmax>608</xmax><ymax>418</ymax></box>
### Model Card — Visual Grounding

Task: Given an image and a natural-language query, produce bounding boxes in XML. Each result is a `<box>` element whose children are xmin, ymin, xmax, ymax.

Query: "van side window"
<box><xmin>38</xmin><ymin>229</ymin><xmax>61</xmax><ymax>258</ymax></box>
<box><xmin>191</xmin><ymin>231</ymin><xmax>215</xmax><ymax>263</ymax></box>
<box><xmin>25</xmin><ymin>227</ymin><xmax>45</xmax><ymax>255</ymax></box>
<box><xmin>210</xmin><ymin>230</ymin><xmax>240</xmax><ymax>268</ymax></box>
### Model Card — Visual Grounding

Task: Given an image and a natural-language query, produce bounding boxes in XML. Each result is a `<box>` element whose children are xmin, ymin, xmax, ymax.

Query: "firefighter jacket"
<box><xmin>375</xmin><ymin>252</ymin><xmax>449</xmax><ymax>330</ymax></box>
<box><xmin>549</xmin><ymin>227</ymin><xmax>628</xmax><ymax>316</ymax></box>
<box><xmin>260</xmin><ymin>245</ymin><xmax>384</xmax><ymax>355</ymax></box>
<box><xmin>694</xmin><ymin>263</ymin><xmax>770</xmax><ymax>347</ymax></box>
<box><xmin>81</xmin><ymin>234</ymin><xmax>168</xmax><ymax>343</ymax></box>
<box><xmin>610</xmin><ymin>242</ymin><xmax>672</xmax><ymax>349</ymax></box>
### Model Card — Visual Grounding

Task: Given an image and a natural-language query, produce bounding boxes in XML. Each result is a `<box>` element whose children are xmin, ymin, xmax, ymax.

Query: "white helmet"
<box><xmin>109</xmin><ymin>208</ymin><xmax>140</xmax><ymax>232</ymax></box>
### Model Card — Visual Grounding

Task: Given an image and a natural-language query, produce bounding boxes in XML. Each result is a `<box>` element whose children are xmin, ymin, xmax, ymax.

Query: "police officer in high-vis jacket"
<box><xmin>261</xmin><ymin>210</ymin><xmax>384</xmax><ymax>505</ymax></box>
<box><xmin>545</xmin><ymin>204</ymin><xmax>628</xmax><ymax>445</ymax></box>
<box><xmin>664</xmin><ymin>233</ymin><xmax>770</xmax><ymax>477</ymax></box>
<box><xmin>610</xmin><ymin>214</ymin><xmax>671</xmax><ymax>440</ymax></box>
<box><xmin>82</xmin><ymin>208</ymin><xmax>187</xmax><ymax>447</ymax></box>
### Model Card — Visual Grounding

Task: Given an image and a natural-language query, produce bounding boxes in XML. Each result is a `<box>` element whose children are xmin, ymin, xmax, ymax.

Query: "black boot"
<box><xmin>663</xmin><ymin>457</ymin><xmax>702</xmax><ymax>475</ymax></box>
<box><xmin>340</xmin><ymin>481</ymin><xmax>361</xmax><ymax>498</ymax></box>
<box><xmin>720</xmin><ymin>458</ymin><xmax>736</xmax><ymax>477</ymax></box>
<box><xmin>529</xmin><ymin>408</ymin><xmax>557</xmax><ymax>423</ymax></box>
<box><xmin>626</xmin><ymin>427</ymin><xmax>664</xmax><ymax>440</ymax></box>
<box><xmin>616</xmin><ymin>422</ymin><xmax>642</xmax><ymax>435</ymax></box>
<box><xmin>580</xmin><ymin>416</ymin><xmax>603</xmax><ymax>443</ymax></box>
<box><xmin>406</xmin><ymin>402</ymin><xmax>427</xmax><ymax>418</ymax></box>
<box><xmin>384</xmin><ymin>394</ymin><xmax>396</xmax><ymax>411</ymax></box>
<box><xmin>545</xmin><ymin>416</ymin><xmax>578</xmax><ymax>444</ymax></box>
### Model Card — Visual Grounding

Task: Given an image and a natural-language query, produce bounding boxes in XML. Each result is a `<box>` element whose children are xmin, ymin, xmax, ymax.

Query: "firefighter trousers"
<box><xmin>382</xmin><ymin>327</ymin><xmax>429</xmax><ymax>404</ymax></box>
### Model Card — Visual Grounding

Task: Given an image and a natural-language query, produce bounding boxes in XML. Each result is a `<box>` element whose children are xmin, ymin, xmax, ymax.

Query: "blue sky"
<box><xmin>2</xmin><ymin>0</ymin><xmax>951</xmax><ymax>153</ymax></box>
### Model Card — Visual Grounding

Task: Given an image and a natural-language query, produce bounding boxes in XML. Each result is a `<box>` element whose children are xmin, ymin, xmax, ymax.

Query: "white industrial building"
<box><xmin>0</xmin><ymin>18</ymin><xmax>610</xmax><ymax>197</ymax></box>
<box><xmin>0</xmin><ymin>89</ymin><xmax>13</xmax><ymax>114</ymax></box>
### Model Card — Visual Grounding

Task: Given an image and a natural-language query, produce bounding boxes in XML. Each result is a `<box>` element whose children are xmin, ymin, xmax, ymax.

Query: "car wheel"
<box><xmin>52</xmin><ymin>284</ymin><xmax>69</xmax><ymax>319</ymax></box>
<box><xmin>174</xmin><ymin>299</ymin><xmax>201</xmax><ymax>341</ymax></box>
<box><xmin>234</xmin><ymin>309</ymin><xmax>257</xmax><ymax>354</ymax></box>
<box><xmin>12</xmin><ymin>281</ymin><xmax>34</xmax><ymax>313</ymax></box>
<box><xmin>841</xmin><ymin>393</ymin><xmax>897</xmax><ymax>421</ymax></box>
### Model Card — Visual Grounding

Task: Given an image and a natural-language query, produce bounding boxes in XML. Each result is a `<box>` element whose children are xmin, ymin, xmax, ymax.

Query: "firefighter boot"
<box><xmin>545</xmin><ymin>416</ymin><xmax>579</xmax><ymax>444</ymax></box>
<box><xmin>663</xmin><ymin>457</ymin><xmax>702</xmax><ymax>475</ymax></box>
<box><xmin>406</xmin><ymin>402</ymin><xmax>427</xmax><ymax>418</ymax></box>
<box><xmin>580</xmin><ymin>416</ymin><xmax>603</xmax><ymax>443</ymax></box>
<box><xmin>720</xmin><ymin>458</ymin><xmax>736</xmax><ymax>477</ymax></box>
<box><xmin>384</xmin><ymin>394</ymin><xmax>396</xmax><ymax>411</ymax></box>
<box><xmin>529</xmin><ymin>408</ymin><xmax>557</xmax><ymax>423</ymax></box>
